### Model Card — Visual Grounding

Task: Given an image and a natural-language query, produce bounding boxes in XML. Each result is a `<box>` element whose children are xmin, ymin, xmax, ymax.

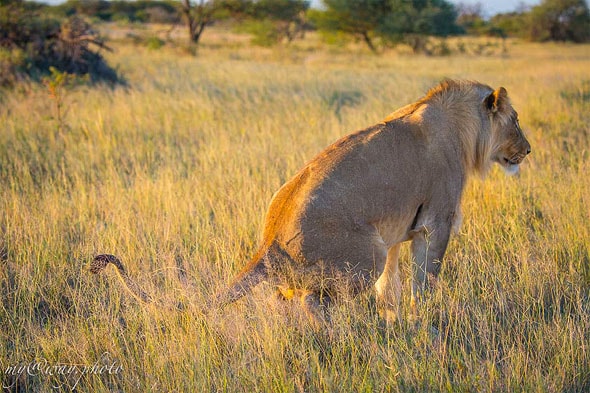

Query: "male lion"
<box><xmin>92</xmin><ymin>80</ymin><xmax>530</xmax><ymax>326</ymax></box>
<box><xmin>213</xmin><ymin>79</ymin><xmax>530</xmax><ymax>325</ymax></box>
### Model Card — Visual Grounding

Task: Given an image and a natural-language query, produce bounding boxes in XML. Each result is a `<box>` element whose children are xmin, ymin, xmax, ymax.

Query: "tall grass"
<box><xmin>1</xmin><ymin>33</ymin><xmax>589</xmax><ymax>391</ymax></box>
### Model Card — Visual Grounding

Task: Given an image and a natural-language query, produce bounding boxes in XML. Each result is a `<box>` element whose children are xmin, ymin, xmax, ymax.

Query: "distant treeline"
<box><xmin>43</xmin><ymin>0</ymin><xmax>182</xmax><ymax>24</ymax></box>
<box><xmin>14</xmin><ymin>0</ymin><xmax>590</xmax><ymax>48</ymax></box>
<box><xmin>457</xmin><ymin>0</ymin><xmax>590</xmax><ymax>43</ymax></box>
<box><xmin>1</xmin><ymin>0</ymin><xmax>589</xmax><ymax>86</ymax></box>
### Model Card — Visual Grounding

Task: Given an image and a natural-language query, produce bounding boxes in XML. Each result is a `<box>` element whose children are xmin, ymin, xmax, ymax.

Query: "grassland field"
<box><xmin>0</xmin><ymin>25</ymin><xmax>589</xmax><ymax>392</ymax></box>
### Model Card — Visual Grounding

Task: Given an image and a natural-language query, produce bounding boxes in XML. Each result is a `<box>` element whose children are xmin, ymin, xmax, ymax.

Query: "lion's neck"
<box><xmin>418</xmin><ymin>97</ymin><xmax>492</xmax><ymax>178</ymax></box>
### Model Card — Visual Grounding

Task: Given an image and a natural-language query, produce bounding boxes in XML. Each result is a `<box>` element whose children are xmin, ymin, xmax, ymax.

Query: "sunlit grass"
<box><xmin>1</xmin><ymin>30</ymin><xmax>589</xmax><ymax>391</ymax></box>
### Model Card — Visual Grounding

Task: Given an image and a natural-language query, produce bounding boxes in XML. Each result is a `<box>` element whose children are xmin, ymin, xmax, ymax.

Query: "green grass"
<box><xmin>1</xmin><ymin>33</ymin><xmax>589</xmax><ymax>391</ymax></box>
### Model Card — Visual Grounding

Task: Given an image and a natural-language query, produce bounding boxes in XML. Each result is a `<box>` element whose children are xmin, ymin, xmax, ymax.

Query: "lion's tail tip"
<box><xmin>90</xmin><ymin>254</ymin><xmax>120</xmax><ymax>274</ymax></box>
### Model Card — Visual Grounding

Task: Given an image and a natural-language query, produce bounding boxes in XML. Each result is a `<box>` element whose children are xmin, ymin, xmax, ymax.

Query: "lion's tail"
<box><xmin>90</xmin><ymin>254</ymin><xmax>153</xmax><ymax>304</ymax></box>
<box><xmin>211</xmin><ymin>251</ymin><xmax>269</xmax><ymax>309</ymax></box>
<box><xmin>91</xmin><ymin>251</ymin><xmax>270</xmax><ymax>311</ymax></box>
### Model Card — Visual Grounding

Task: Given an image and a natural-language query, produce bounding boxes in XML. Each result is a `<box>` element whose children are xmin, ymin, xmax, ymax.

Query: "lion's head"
<box><xmin>485</xmin><ymin>87</ymin><xmax>531</xmax><ymax>175</ymax></box>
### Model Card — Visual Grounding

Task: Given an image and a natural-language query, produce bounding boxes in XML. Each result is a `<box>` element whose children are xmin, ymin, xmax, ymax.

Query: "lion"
<box><xmin>92</xmin><ymin>79</ymin><xmax>530</xmax><ymax>327</ymax></box>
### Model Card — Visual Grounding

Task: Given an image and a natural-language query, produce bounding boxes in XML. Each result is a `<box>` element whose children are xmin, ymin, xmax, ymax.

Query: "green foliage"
<box><xmin>145</xmin><ymin>36</ymin><xmax>166</xmax><ymax>50</ymax></box>
<box><xmin>238</xmin><ymin>19</ymin><xmax>280</xmax><ymax>46</ymax></box>
<box><xmin>378</xmin><ymin>0</ymin><xmax>463</xmax><ymax>52</ymax></box>
<box><xmin>46</xmin><ymin>0</ymin><xmax>307</xmax><ymax>47</ymax></box>
<box><xmin>456</xmin><ymin>3</ymin><xmax>487</xmax><ymax>36</ymax></box>
<box><xmin>247</xmin><ymin>0</ymin><xmax>309</xmax><ymax>44</ymax></box>
<box><xmin>180</xmin><ymin>0</ymin><xmax>247</xmax><ymax>44</ymax></box>
<box><xmin>529</xmin><ymin>0</ymin><xmax>590</xmax><ymax>42</ymax></box>
<box><xmin>312</xmin><ymin>0</ymin><xmax>461</xmax><ymax>52</ymax></box>
<box><xmin>51</xmin><ymin>0</ymin><xmax>181</xmax><ymax>23</ymax></box>
<box><xmin>0</xmin><ymin>47</ymin><xmax>26</xmax><ymax>87</ymax></box>
<box><xmin>315</xmin><ymin>28</ymin><xmax>350</xmax><ymax>47</ymax></box>
<box><xmin>395</xmin><ymin>0</ymin><xmax>462</xmax><ymax>36</ymax></box>
<box><xmin>41</xmin><ymin>67</ymin><xmax>89</xmax><ymax>135</ymax></box>
<box><xmin>463</xmin><ymin>0</ymin><xmax>590</xmax><ymax>42</ymax></box>
<box><xmin>250</xmin><ymin>0</ymin><xmax>309</xmax><ymax>21</ymax></box>
<box><xmin>42</xmin><ymin>66</ymin><xmax>87</xmax><ymax>93</ymax></box>
<box><xmin>489</xmin><ymin>12</ymin><xmax>529</xmax><ymax>39</ymax></box>
<box><xmin>312</xmin><ymin>0</ymin><xmax>390</xmax><ymax>51</ymax></box>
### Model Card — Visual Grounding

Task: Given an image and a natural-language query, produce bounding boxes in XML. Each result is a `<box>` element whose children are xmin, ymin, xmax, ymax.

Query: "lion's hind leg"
<box><xmin>276</xmin><ymin>285</ymin><xmax>330</xmax><ymax>328</ymax></box>
<box><xmin>300</xmin><ymin>289</ymin><xmax>332</xmax><ymax>330</ymax></box>
<box><xmin>374</xmin><ymin>244</ymin><xmax>402</xmax><ymax>326</ymax></box>
<box><xmin>279</xmin><ymin>289</ymin><xmax>335</xmax><ymax>349</ymax></box>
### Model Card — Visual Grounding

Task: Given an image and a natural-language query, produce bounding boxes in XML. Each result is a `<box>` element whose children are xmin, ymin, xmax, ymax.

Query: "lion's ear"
<box><xmin>485</xmin><ymin>87</ymin><xmax>508</xmax><ymax>113</ymax></box>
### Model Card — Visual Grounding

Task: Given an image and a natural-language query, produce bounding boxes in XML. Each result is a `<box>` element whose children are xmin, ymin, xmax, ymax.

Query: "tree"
<box><xmin>528</xmin><ymin>0</ymin><xmax>590</xmax><ymax>42</ymax></box>
<box><xmin>456</xmin><ymin>2</ymin><xmax>487</xmax><ymax>35</ymax></box>
<box><xmin>489</xmin><ymin>11</ymin><xmax>529</xmax><ymax>39</ymax></box>
<box><xmin>180</xmin><ymin>0</ymin><xmax>249</xmax><ymax>45</ymax></box>
<box><xmin>250</xmin><ymin>0</ymin><xmax>309</xmax><ymax>43</ymax></box>
<box><xmin>313</xmin><ymin>0</ymin><xmax>392</xmax><ymax>52</ymax></box>
<box><xmin>380</xmin><ymin>0</ymin><xmax>462</xmax><ymax>52</ymax></box>
<box><xmin>181</xmin><ymin>0</ymin><xmax>217</xmax><ymax>44</ymax></box>
<box><xmin>312</xmin><ymin>0</ymin><xmax>461</xmax><ymax>53</ymax></box>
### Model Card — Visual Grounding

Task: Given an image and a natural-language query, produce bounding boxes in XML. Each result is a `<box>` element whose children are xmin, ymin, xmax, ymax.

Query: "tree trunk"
<box><xmin>192</xmin><ymin>20</ymin><xmax>207</xmax><ymax>43</ymax></box>
<box><xmin>361</xmin><ymin>31</ymin><xmax>377</xmax><ymax>53</ymax></box>
<box><xmin>182</xmin><ymin>0</ymin><xmax>208</xmax><ymax>45</ymax></box>
<box><xmin>406</xmin><ymin>34</ymin><xmax>427</xmax><ymax>54</ymax></box>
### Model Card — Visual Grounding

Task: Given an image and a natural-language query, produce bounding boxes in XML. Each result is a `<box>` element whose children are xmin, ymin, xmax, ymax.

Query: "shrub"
<box><xmin>0</xmin><ymin>2</ymin><xmax>122</xmax><ymax>87</ymax></box>
<box><xmin>529</xmin><ymin>0</ymin><xmax>590</xmax><ymax>42</ymax></box>
<box><xmin>145</xmin><ymin>36</ymin><xmax>165</xmax><ymax>50</ymax></box>
<box><xmin>0</xmin><ymin>47</ymin><xmax>26</xmax><ymax>87</ymax></box>
<box><xmin>42</xmin><ymin>66</ymin><xmax>89</xmax><ymax>135</ymax></box>
<box><xmin>241</xmin><ymin>19</ymin><xmax>281</xmax><ymax>47</ymax></box>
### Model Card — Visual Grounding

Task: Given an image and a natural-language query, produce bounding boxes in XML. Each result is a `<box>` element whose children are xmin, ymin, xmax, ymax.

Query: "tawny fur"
<box><xmin>91</xmin><ymin>80</ymin><xmax>531</xmax><ymax>327</ymax></box>
<box><xmin>216</xmin><ymin>79</ymin><xmax>531</xmax><ymax>326</ymax></box>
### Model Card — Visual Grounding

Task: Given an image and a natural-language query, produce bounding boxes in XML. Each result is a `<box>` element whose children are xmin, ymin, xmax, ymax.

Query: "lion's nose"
<box><xmin>525</xmin><ymin>141</ymin><xmax>531</xmax><ymax>155</ymax></box>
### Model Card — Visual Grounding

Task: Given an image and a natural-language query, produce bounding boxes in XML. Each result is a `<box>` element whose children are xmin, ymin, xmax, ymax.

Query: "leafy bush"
<box><xmin>0</xmin><ymin>47</ymin><xmax>27</xmax><ymax>87</ymax></box>
<box><xmin>42</xmin><ymin>67</ymin><xmax>89</xmax><ymax>135</ymax></box>
<box><xmin>529</xmin><ymin>0</ymin><xmax>590</xmax><ymax>42</ymax></box>
<box><xmin>145</xmin><ymin>36</ymin><xmax>165</xmax><ymax>50</ymax></box>
<box><xmin>311</xmin><ymin>0</ymin><xmax>462</xmax><ymax>53</ymax></box>
<box><xmin>238</xmin><ymin>19</ymin><xmax>281</xmax><ymax>47</ymax></box>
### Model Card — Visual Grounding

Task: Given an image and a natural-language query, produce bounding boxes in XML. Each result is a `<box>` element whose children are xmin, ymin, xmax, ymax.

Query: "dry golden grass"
<box><xmin>1</xmin><ymin>28</ymin><xmax>589</xmax><ymax>391</ymax></box>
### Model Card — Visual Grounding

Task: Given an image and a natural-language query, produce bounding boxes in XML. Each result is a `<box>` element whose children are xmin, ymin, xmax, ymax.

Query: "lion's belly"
<box><xmin>375</xmin><ymin>215</ymin><xmax>413</xmax><ymax>248</ymax></box>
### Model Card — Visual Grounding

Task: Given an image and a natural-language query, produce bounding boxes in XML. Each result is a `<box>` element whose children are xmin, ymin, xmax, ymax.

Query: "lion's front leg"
<box><xmin>410</xmin><ymin>223</ymin><xmax>451</xmax><ymax>306</ymax></box>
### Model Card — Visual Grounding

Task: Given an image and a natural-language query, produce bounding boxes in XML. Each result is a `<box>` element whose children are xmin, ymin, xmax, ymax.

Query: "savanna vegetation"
<box><xmin>1</xmin><ymin>1</ymin><xmax>589</xmax><ymax>391</ymax></box>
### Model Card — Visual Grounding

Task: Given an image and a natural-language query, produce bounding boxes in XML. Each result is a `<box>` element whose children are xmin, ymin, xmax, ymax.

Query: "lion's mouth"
<box><xmin>498</xmin><ymin>155</ymin><xmax>523</xmax><ymax>175</ymax></box>
<box><xmin>503</xmin><ymin>157</ymin><xmax>519</xmax><ymax>166</ymax></box>
<box><xmin>500</xmin><ymin>151</ymin><xmax>527</xmax><ymax>167</ymax></box>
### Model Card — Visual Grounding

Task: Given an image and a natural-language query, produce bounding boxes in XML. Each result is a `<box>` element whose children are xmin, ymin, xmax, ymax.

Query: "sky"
<box><xmin>449</xmin><ymin>1</ymin><xmax>540</xmax><ymax>17</ymax></box>
<box><xmin>308</xmin><ymin>1</ymin><xmax>543</xmax><ymax>17</ymax></box>
<box><xmin>453</xmin><ymin>0</ymin><xmax>590</xmax><ymax>16</ymax></box>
